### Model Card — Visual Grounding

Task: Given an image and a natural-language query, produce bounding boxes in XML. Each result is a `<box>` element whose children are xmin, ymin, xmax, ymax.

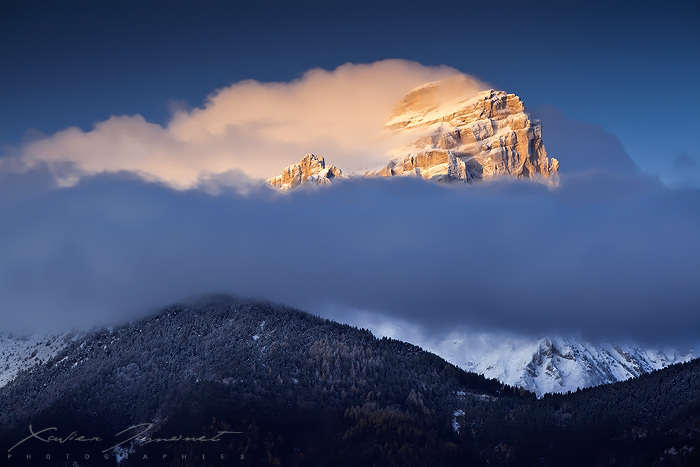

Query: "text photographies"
<box><xmin>6</xmin><ymin>423</ymin><xmax>243</xmax><ymax>464</ymax></box>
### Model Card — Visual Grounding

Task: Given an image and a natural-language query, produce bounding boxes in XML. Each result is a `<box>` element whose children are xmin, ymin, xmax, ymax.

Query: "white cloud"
<box><xmin>15</xmin><ymin>60</ymin><xmax>487</xmax><ymax>189</ymax></box>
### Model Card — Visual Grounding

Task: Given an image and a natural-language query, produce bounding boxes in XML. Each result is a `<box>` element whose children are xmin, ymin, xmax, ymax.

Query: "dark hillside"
<box><xmin>1</xmin><ymin>296</ymin><xmax>698</xmax><ymax>466</ymax></box>
<box><xmin>0</xmin><ymin>296</ymin><xmax>510</xmax><ymax>466</ymax></box>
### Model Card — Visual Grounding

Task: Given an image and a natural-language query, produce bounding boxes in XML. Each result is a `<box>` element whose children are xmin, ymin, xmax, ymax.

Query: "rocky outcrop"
<box><xmin>372</xmin><ymin>149</ymin><xmax>471</xmax><ymax>182</ymax></box>
<box><xmin>268</xmin><ymin>154</ymin><xmax>342</xmax><ymax>191</ymax></box>
<box><xmin>374</xmin><ymin>84</ymin><xmax>559</xmax><ymax>185</ymax></box>
<box><xmin>268</xmin><ymin>81</ymin><xmax>559</xmax><ymax>191</ymax></box>
<box><xmin>418</xmin><ymin>330</ymin><xmax>697</xmax><ymax>399</ymax></box>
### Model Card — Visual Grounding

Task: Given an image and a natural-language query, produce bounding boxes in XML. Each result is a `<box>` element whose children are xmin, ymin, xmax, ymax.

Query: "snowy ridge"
<box><xmin>351</xmin><ymin>315</ymin><xmax>697</xmax><ymax>398</ymax></box>
<box><xmin>429</xmin><ymin>333</ymin><xmax>696</xmax><ymax>398</ymax></box>
<box><xmin>2</xmin><ymin>324</ymin><xmax>695</xmax><ymax>399</ymax></box>
<box><xmin>0</xmin><ymin>331</ymin><xmax>78</xmax><ymax>388</ymax></box>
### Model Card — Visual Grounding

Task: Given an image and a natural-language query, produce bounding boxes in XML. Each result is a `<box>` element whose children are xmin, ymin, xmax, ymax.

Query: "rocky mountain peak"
<box><xmin>376</xmin><ymin>85</ymin><xmax>559</xmax><ymax>184</ymax></box>
<box><xmin>268</xmin><ymin>80</ymin><xmax>559</xmax><ymax>190</ymax></box>
<box><xmin>268</xmin><ymin>153</ymin><xmax>343</xmax><ymax>191</ymax></box>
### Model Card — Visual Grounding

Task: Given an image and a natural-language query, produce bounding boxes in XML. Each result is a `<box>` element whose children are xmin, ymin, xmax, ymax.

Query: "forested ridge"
<box><xmin>0</xmin><ymin>296</ymin><xmax>698</xmax><ymax>466</ymax></box>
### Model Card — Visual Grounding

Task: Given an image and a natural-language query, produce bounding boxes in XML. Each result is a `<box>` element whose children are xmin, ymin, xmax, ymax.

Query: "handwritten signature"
<box><xmin>8</xmin><ymin>423</ymin><xmax>242</xmax><ymax>453</ymax></box>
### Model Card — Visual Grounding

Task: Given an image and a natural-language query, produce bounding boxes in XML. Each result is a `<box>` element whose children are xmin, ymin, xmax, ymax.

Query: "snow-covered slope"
<box><xmin>352</xmin><ymin>316</ymin><xmax>697</xmax><ymax>398</ymax></box>
<box><xmin>0</xmin><ymin>332</ymin><xmax>78</xmax><ymax>388</ymax></box>
<box><xmin>432</xmin><ymin>333</ymin><xmax>696</xmax><ymax>398</ymax></box>
<box><xmin>2</xmin><ymin>324</ymin><xmax>694</xmax><ymax>399</ymax></box>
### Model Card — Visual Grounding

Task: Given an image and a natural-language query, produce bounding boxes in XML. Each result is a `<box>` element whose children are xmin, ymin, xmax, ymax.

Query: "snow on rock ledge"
<box><xmin>268</xmin><ymin>154</ymin><xmax>343</xmax><ymax>191</ymax></box>
<box><xmin>374</xmin><ymin>86</ymin><xmax>559</xmax><ymax>185</ymax></box>
<box><xmin>268</xmin><ymin>80</ymin><xmax>559</xmax><ymax>191</ymax></box>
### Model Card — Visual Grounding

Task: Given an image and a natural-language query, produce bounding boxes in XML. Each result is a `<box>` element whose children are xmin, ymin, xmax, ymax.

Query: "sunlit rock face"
<box><xmin>375</xmin><ymin>83</ymin><xmax>559</xmax><ymax>184</ymax></box>
<box><xmin>371</xmin><ymin>149</ymin><xmax>471</xmax><ymax>182</ymax></box>
<box><xmin>268</xmin><ymin>154</ymin><xmax>343</xmax><ymax>191</ymax></box>
<box><xmin>268</xmin><ymin>79</ymin><xmax>558</xmax><ymax>190</ymax></box>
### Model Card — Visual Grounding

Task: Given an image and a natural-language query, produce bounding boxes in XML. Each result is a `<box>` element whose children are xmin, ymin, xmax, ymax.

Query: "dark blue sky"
<box><xmin>2</xmin><ymin>0</ymin><xmax>699</xmax><ymax>184</ymax></box>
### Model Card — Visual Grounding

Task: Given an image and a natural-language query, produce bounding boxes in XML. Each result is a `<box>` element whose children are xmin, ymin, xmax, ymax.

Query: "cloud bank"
<box><xmin>10</xmin><ymin>60</ymin><xmax>485</xmax><ymax>189</ymax></box>
<box><xmin>1</xmin><ymin>165</ymin><xmax>698</xmax><ymax>345</ymax></box>
<box><xmin>2</xmin><ymin>60</ymin><xmax>698</xmax><ymax>349</ymax></box>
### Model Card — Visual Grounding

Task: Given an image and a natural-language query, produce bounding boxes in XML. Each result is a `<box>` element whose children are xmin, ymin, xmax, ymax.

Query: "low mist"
<box><xmin>1</xmin><ymin>162</ymin><xmax>698</xmax><ymax>345</ymax></box>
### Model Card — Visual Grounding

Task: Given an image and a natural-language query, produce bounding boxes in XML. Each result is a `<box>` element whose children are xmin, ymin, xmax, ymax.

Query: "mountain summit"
<box><xmin>268</xmin><ymin>154</ymin><xmax>343</xmax><ymax>191</ymax></box>
<box><xmin>269</xmin><ymin>80</ymin><xmax>559</xmax><ymax>189</ymax></box>
<box><xmin>374</xmin><ymin>85</ymin><xmax>559</xmax><ymax>183</ymax></box>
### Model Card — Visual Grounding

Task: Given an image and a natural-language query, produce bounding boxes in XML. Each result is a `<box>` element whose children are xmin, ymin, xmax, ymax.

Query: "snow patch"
<box><xmin>0</xmin><ymin>332</ymin><xmax>77</xmax><ymax>388</ymax></box>
<box><xmin>452</xmin><ymin>409</ymin><xmax>465</xmax><ymax>432</ymax></box>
